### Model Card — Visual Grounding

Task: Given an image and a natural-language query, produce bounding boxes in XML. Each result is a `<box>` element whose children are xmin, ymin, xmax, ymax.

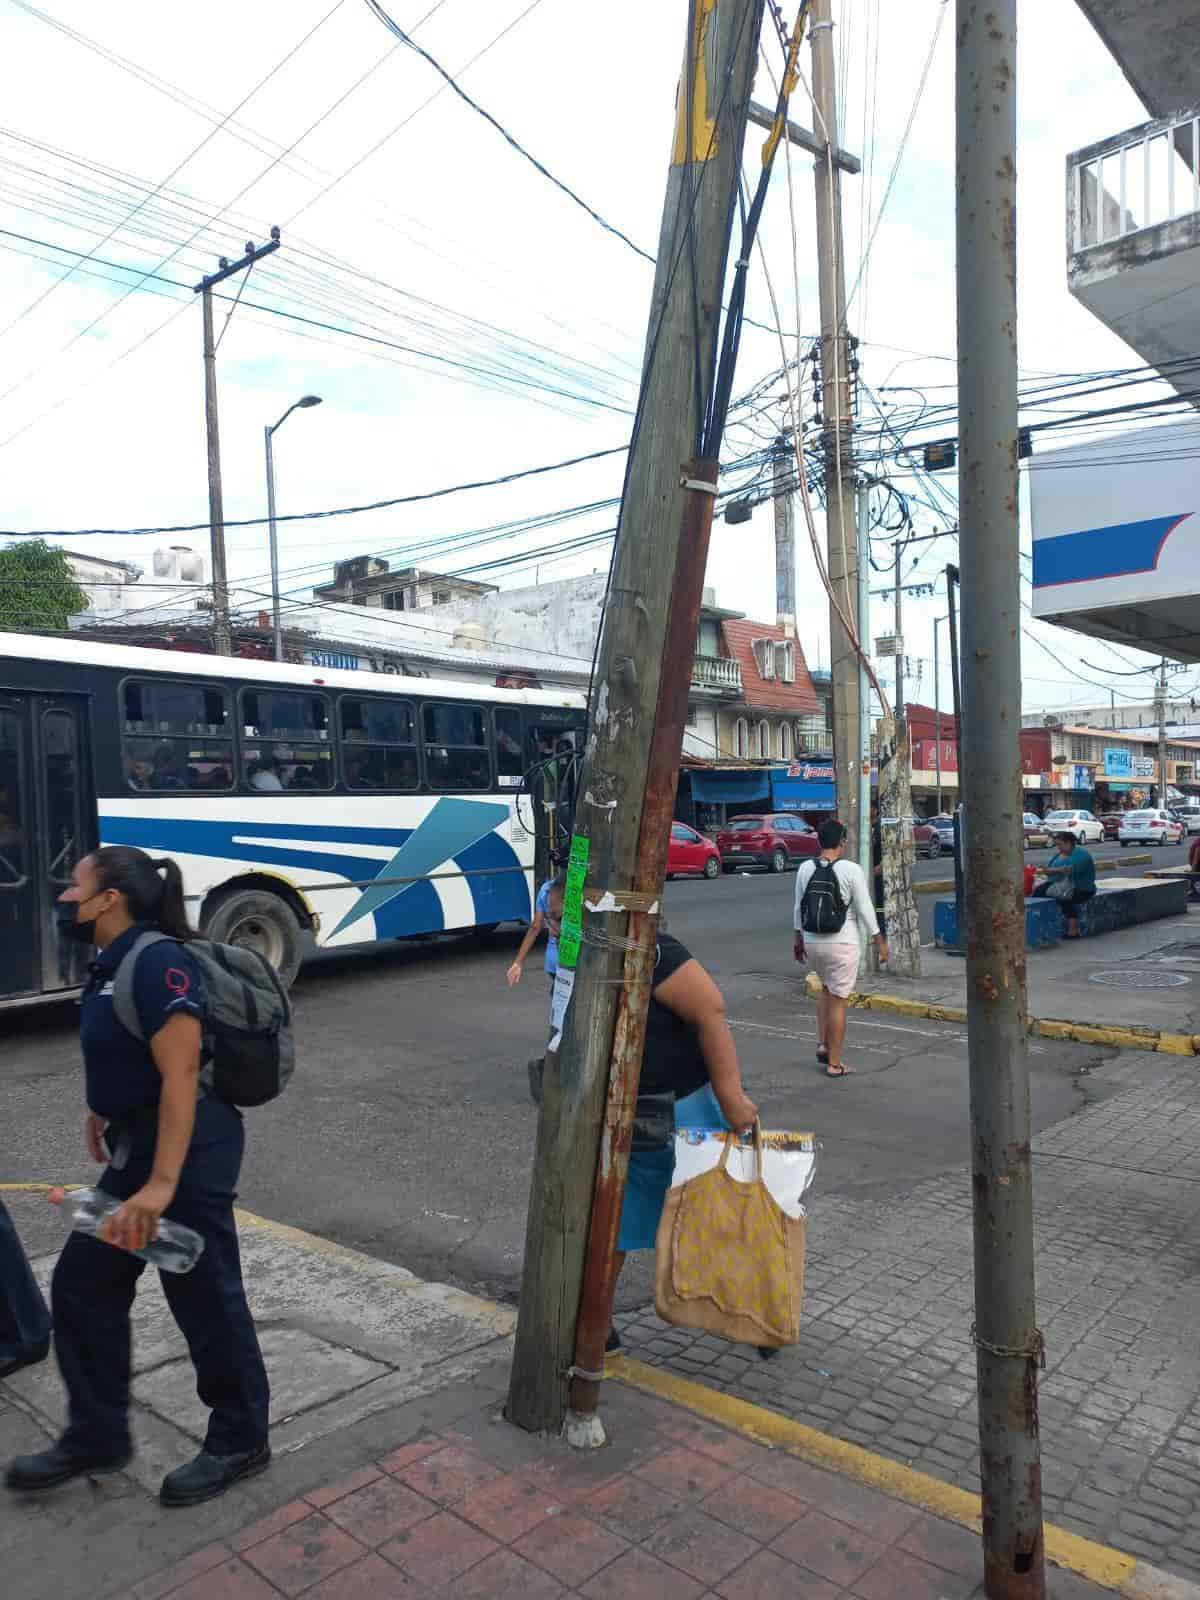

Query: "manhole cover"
<box><xmin>1088</xmin><ymin>969</ymin><xmax>1191</xmax><ymax>989</ymax></box>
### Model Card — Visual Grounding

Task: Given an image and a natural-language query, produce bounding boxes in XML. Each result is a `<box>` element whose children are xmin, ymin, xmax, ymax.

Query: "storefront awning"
<box><xmin>689</xmin><ymin>770</ymin><xmax>772</xmax><ymax>804</ymax></box>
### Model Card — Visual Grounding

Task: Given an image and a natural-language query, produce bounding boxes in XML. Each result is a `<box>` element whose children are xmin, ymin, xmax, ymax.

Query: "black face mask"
<box><xmin>55</xmin><ymin>899</ymin><xmax>98</xmax><ymax>946</ymax></box>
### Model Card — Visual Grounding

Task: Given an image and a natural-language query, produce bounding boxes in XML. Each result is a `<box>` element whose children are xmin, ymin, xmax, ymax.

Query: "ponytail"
<box><xmin>90</xmin><ymin>846</ymin><xmax>196</xmax><ymax>941</ymax></box>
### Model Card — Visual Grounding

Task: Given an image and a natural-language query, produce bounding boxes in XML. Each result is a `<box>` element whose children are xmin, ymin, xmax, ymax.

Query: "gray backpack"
<box><xmin>113</xmin><ymin>931</ymin><xmax>294</xmax><ymax>1108</ymax></box>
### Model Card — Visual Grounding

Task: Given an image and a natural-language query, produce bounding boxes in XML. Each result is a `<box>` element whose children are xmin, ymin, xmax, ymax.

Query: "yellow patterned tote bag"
<box><xmin>655</xmin><ymin>1123</ymin><xmax>806</xmax><ymax>1348</ymax></box>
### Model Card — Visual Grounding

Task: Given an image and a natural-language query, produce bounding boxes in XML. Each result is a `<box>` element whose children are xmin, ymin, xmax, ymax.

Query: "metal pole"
<box><xmin>946</xmin><ymin>564</ymin><xmax>966</xmax><ymax>956</ymax></box>
<box><xmin>811</xmin><ymin>0</ymin><xmax>863</xmax><ymax>860</ymax></box>
<box><xmin>956</xmin><ymin>3</ymin><xmax>1045</xmax><ymax>1594</ymax></box>
<box><xmin>894</xmin><ymin>541</ymin><xmax>904</xmax><ymax>729</ymax></box>
<box><xmin>265</xmin><ymin>426</ymin><xmax>282</xmax><ymax>662</ymax></box>
<box><xmin>935</xmin><ymin>618</ymin><xmax>943</xmax><ymax>814</ymax></box>
<box><xmin>1157</xmin><ymin>658</ymin><xmax>1168</xmax><ymax>806</ymax></box>
<box><xmin>202</xmin><ymin>285</ymin><xmax>231</xmax><ymax>656</ymax></box>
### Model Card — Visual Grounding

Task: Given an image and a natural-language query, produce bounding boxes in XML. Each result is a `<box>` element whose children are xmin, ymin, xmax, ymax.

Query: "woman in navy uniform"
<box><xmin>4</xmin><ymin>846</ymin><xmax>270</xmax><ymax>1506</ymax></box>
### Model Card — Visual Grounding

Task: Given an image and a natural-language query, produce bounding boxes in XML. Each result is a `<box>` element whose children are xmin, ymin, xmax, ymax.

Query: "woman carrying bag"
<box><xmin>4</xmin><ymin>847</ymin><xmax>270</xmax><ymax>1507</ymax></box>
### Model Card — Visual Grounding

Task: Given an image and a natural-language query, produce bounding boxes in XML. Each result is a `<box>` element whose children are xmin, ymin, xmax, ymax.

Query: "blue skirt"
<box><xmin>617</xmin><ymin>1083</ymin><xmax>728</xmax><ymax>1252</ymax></box>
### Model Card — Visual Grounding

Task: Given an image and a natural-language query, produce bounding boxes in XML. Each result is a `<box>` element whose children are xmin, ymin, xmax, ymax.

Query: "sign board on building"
<box><xmin>1073</xmin><ymin>764</ymin><xmax>1091</xmax><ymax>789</ymax></box>
<box><xmin>875</xmin><ymin>635</ymin><xmax>897</xmax><ymax>658</ymax></box>
<box><xmin>1029</xmin><ymin>418</ymin><xmax>1200</xmax><ymax>660</ymax></box>
<box><xmin>1133</xmin><ymin>756</ymin><xmax>1155</xmax><ymax>778</ymax></box>
<box><xmin>1103</xmin><ymin>746</ymin><xmax>1132</xmax><ymax>779</ymax></box>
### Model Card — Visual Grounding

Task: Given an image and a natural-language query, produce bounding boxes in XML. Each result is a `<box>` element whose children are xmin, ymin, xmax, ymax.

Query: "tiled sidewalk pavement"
<box><xmin>616</xmin><ymin>1049</ymin><xmax>1200</xmax><ymax>1585</ymax></box>
<box><xmin>126</xmin><ymin>1381</ymin><xmax>1111</xmax><ymax>1600</ymax></box>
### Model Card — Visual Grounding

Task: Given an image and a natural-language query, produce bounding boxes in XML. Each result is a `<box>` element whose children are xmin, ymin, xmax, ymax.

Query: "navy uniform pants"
<box><xmin>0</xmin><ymin>1198</ymin><xmax>52</xmax><ymax>1362</ymax></box>
<box><xmin>52</xmin><ymin>1095</ymin><xmax>269</xmax><ymax>1460</ymax></box>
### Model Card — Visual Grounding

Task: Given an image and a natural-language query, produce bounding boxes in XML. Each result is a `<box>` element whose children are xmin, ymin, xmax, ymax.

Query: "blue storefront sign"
<box><xmin>770</xmin><ymin>761</ymin><xmax>837</xmax><ymax>813</ymax></box>
<box><xmin>1103</xmin><ymin>747</ymin><xmax>1132</xmax><ymax>779</ymax></box>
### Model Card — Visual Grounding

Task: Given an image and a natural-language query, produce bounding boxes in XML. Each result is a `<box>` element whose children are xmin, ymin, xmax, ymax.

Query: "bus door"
<box><xmin>0</xmin><ymin>694</ymin><xmax>95</xmax><ymax>1002</ymax></box>
<box><xmin>525</xmin><ymin>717</ymin><xmax>583</xmax><ymax>879</ymax></box>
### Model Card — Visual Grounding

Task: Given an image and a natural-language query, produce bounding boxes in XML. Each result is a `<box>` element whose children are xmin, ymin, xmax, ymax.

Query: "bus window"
<box><xmin>494</xmin><ymin>708</ymin><xmax>524</xmax><ymax>787</ymax></box>
<box><xmin>423</xmin><ymin>703</ymin><xmax>490</xmax><ymax>791</ymax></box>
<box><xmin>122</xmin><ymin>680</ymin><xmax>234</xmax><ymax>791</ymax></box>
<box><xmin>241</xmin><ymin>689</ymin><xmax>332</xmax><ymax>791</ymax></box>
<box><xmin>340</xmin><ymin>698</ymin><xmax>419</xmax><ymax>790</ymax></box>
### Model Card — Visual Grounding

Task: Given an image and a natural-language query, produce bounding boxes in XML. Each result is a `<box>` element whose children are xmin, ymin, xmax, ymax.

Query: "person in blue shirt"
<box><xmin>506</xmin><ymin>875</ymin><xmax>563</xmax><ymax>990</ymax></box>
<box><xmin>4</xmin><ymin>847</ymin><xmax>269</xmax><ymax>1508</ymax></box>
<box><xmin>0</xmin><ymin>1199</ymin><xmax>51</xmax><ymax>1380</ymax></box>
<box><xmin>1041</xmin><ymin>830</ymin><xmax>1098</xmax><ymax>939</ymax></box>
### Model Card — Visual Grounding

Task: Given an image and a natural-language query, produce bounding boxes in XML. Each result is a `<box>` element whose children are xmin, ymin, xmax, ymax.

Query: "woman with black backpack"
<box><xmin>794</xmin><ymin>819</ymin><xmax>888</xmax><ymax>1078</ymax></box>
<box><xmin>4</xmin><ymin>846</ymin><xmax>270</xmax><ymax>1507</ymax></box>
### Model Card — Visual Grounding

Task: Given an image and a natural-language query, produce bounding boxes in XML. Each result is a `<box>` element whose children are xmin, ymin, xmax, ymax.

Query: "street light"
<box><xmin>265</xmin><ymin>395</ymin><xmax>322</xmax><ymax>661</ymax></box>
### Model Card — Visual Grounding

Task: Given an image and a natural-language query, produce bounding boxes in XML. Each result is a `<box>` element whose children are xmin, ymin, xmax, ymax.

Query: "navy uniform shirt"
<box><xmin>639</xmin><ymin>933</ymin><xmax>709</xmax><ymax>1100</ymax></box>
<box><xmin>80</xmin><ymin>925</ymin><xmax>206</xmax><ymax>1118</ymax></box>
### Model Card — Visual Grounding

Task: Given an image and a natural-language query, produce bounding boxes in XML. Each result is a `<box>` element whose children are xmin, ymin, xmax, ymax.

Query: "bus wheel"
<box><xmin>205</xmin><ymin>890</ymin><xmax>303</xmax><ymax>987</ymax></box>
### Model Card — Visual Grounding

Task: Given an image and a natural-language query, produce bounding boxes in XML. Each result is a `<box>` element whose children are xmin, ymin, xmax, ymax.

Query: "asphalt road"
<box><xmin>2</xmin><ymin>852</ymin><xmax>1126</xmax><ymax>1314</ymax></box>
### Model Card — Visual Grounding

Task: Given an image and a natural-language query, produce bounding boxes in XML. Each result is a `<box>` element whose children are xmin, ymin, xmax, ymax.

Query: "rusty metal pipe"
<box><xmin>569</xmin><ymin>468</ymin><xmax>719</xmax><ymax>1420</ymax></box>
<box><xmin>956</xmin><ymin>3</ymin><xmax>1046</xmax><ymax>1595</ymax></box>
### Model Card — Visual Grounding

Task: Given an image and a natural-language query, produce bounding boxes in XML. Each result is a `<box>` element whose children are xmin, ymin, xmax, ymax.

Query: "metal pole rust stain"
<box><xmin>570</xmin><ymin>468</ymin><xmax>719</xmax><ymax>1419</ymax></box>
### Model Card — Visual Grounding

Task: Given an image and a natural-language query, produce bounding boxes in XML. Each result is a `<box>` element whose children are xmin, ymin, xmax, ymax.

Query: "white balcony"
<box><xmin>691</xmin><ymin>654</ymin><xmax>742</xmax><ymax>695</ymax></box>
<box><xmin>1067</xmin><ymin>109</ymin><xmax>1200</xmax><ymax>396</ymax></box>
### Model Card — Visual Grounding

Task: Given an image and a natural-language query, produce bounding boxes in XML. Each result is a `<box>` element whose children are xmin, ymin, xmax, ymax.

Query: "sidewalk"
<box><xmin>99</xmin><ymin>1367</ymin><xmax>1127</xmax><ymax>1600</ymax></box>
<box><xmin>848</xmin><ymin>910</ymin><xmax>1200</xmax><ymax>1044</ymax></box>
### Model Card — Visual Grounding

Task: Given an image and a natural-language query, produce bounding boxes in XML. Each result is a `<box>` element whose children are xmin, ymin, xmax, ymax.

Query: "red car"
<box><xmin>666</xmin><ymin>822</ymin><xmax>722</xmax><ymax>879</ymax></box>
<box><xmin>715</xmin><ymin>813</ymin><xmax>821</xmax><ymax>873</ymax></box>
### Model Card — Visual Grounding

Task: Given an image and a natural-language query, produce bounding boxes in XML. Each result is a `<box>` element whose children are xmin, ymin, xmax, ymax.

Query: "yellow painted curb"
<box><xmin>819</xmin><ymin>990</ymin><xmax>1199</xmax><ymax>1056</ymax></box>
<box><xmin>609</xmin><ymin>1354</ymin><xmax>1140</xmax><ymax>1592</ymax></box>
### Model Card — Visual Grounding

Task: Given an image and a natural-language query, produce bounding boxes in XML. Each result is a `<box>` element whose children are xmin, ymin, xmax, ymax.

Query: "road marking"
<box><xmin>732</xmin><ymin>1014</ymin><xmax>966</xmax><ymax>1044</ymax></box>
<box><xmin>608</xmin><ymin>1355</ymin><xmax>1168</xmax><ymax>1596</ymax></box>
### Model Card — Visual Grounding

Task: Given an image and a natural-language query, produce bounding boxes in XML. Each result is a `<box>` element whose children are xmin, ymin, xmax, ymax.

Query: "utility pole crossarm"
<box><xmin>746</xmin><ymin>102</ymin><xmax>861</xmax><ymax>172</ymax></box>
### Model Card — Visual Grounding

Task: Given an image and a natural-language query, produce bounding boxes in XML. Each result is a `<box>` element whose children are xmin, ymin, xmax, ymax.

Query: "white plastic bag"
<box><xmin>671</xmin><ymin>1128</ymin><xmax>817</xmax><ymax>1219</ymax></box>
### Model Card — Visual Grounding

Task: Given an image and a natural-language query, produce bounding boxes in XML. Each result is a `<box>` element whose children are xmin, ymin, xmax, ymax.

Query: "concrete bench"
<box><xmin>934</xmin><ymin>875</ymin><xmax>1190</xmax><ymax>950</ymax></box>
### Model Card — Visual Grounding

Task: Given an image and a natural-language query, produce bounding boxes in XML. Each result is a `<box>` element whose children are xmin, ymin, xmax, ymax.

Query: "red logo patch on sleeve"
<box><xmin>164</xmin><ymin>967</ymin><xmax>191</xmax><ymax>997</ymax></box>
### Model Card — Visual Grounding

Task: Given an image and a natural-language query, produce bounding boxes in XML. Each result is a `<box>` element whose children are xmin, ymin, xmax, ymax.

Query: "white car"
<box><xmin>1119</xmin><ymin>809</ymin><xmax>1185</xmax><ymax>847</ymax></box>
<box><xmin>1172</xmin><ymin>808</ymin><xmax>1200</xmax><ymax>835</ymax></box>
<box><xmin>1041</xmin><ymin>809</ymin><xmax>1105</xmax><ymax>844</ymax></box>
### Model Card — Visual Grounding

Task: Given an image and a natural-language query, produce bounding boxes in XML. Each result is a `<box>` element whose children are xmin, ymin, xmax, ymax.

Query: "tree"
<box><xmin>0</xmin><ymin>541</ymin><xmax>89</xmax><ymax>632</ymax></box>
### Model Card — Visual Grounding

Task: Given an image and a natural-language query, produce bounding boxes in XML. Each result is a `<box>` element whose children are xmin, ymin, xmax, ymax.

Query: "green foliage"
<box><xmin>0</xmin><ymin>540</ymin><xmax>90</xmax><ymax>632</ymax></box>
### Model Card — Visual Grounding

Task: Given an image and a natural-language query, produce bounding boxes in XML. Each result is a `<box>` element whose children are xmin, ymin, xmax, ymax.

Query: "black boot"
<box><xmin>0</xmin><ymin>1336</ymin><xmax>50</xmax><ymax>1381</ymax></box>
<box><xmin>160</xmin><ymin>1442</ymin><xmax>271</xmax><ymax>1507</ymax></box>
<box><xmin>5</xmin><ymin>1441</ymin><xmax>130</xmax><ymax>1491</ymax></box>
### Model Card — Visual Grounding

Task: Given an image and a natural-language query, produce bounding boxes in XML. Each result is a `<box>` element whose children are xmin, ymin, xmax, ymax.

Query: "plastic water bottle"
<box><xmin>50</xmin><ymin>1187</ymin><xmax>205</xmax><ymax>1274</ymax></box>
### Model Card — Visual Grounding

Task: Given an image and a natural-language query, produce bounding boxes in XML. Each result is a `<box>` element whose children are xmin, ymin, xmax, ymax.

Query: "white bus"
<box><xmin>0</xmin><ymin>631</ymin><xmax>585</xmax><ymax>1007</ymax></box>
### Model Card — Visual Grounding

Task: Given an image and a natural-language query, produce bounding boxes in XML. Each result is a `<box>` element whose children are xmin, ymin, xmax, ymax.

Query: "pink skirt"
<box><xmin>808</xmin><ymin>941</ymin><xmax>861</xmax><ymax>999</ymax></box>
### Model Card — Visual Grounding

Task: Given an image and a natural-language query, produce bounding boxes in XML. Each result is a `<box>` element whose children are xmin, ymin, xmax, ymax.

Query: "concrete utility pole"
<box><xmin>774</xmin><ymin>433</ymin><xmax>796</xmax><ymax>634</ymax></box>
<box><xmin>811</xmin><ymin>0</ymin><xmax>863</xmax><ymax>860</ymax></box>
<box><xmin>878</xmin><ymin>542</ymin><xmax>921</xmax><ymax>976</ymax></box>
<box><xmin>956</xmin><ymin>4</ymin><xmax>1045</xmax><ymax>1595</ymax></box>
<box><xmin>194</xmin><ymin>232</ymin><xmax>281</xmax><ymax>655</ymax></box>
<box><xmin>1156</xmin><ymin>658</ymin><xmax>1169</xmax><ymax>806</ymax></box>
<box><xmin>506</xmin><ymin>0</ymin><xmax>765</xmax><ymax>1439</ymax></box>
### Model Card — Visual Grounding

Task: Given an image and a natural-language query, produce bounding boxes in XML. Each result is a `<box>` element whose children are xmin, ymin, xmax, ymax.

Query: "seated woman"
<box><xmin>1039</xmin><ymin>829</ymin><xmax>1097</xmax><ymax>939</ymax></box>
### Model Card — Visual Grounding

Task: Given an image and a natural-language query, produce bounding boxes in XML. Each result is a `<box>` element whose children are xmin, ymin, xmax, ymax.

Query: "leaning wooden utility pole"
<box><xmin>811</xmin><ymin>0</ymin><xmax>862</xmax><ymax>859</ymax></box>
<box><xmin>957</xmin><ymin>3</ymin><xmax>1045</xmax><ymax>1595</ymax></box>
<box><xmin>193</xmin><ymin>231</ymin><xmax>281</xmax><ymax>655</ymax></box>
<box><xmin>506</xmin><ymin>0</ymin><xmax>766</xmax><ymax>1438</ymax></box>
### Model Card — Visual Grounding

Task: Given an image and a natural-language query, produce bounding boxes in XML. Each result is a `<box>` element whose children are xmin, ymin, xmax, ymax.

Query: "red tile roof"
<box><xmin>720</xmin><ymin>619</ymin><xmax>820</xmax><ymax>713</ymax></box>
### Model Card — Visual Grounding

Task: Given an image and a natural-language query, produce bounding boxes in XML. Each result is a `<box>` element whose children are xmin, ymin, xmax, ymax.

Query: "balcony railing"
<box><xmin>1070</xmin><ymin>107</ymin><xmax>1200</xmax><ymax>252</ymax></box>
<box><xmin>691</xmin><ymin>653</ymin><xmax>742</xmax><ymax>692</ymax></box>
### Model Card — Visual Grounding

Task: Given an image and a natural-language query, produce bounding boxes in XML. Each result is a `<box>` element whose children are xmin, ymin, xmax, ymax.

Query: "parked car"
<box><xmin>1023</xmin><ymin>813</ymin><xmax>1051</xmax><ymax>848</ymax></box>
<box><xmin>716</xmin><ymin>813</ymin><xmax>820</xmax><ymax>873</ymax></box>
<box><xmin>1041</xmin><ymin>808</ymin><xmax>1105</xmax><ymax>844</ymax></box>
<box><xmin>666</xmin><ymin>822</ymin><xmax>722</xmax><ymax>879</ymax></box>
<box><xmin>909</xmin><ymin>818</ymin><xmax>944</xmax><ymax>859</ymax></box>
<box><xmin>1170</xmin><ymin>808</ymin><xmax>1200</xmax><ymax>835</ymax></box>
<box><xmin>926</xmin><ymin>814</ymin><xmax>957</xmax><ymax>852</ymax></box>
<box><xmin>1118</xmin><ymin>808</ymin><xmax>1184</xmax><ymax>847</ymax></box>
<box><xmin>1097</xmin><ymin>812</ymin><xmax>1124</xmax><ymax>840</ymax></box>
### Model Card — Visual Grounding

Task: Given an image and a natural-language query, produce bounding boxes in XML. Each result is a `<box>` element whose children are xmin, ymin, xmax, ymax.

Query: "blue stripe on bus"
<box><xmin>98</xmin><ymin>797</ymin><xmax>528</xmax><ymax>937</ymax></box>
